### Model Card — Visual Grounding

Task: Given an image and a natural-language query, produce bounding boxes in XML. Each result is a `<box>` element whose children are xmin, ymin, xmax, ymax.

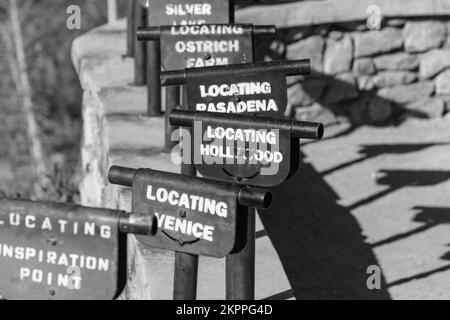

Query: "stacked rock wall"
<box><xmin>266</xmin><ymin>18</ymin><xmax>450</xmax><ymax>125</ymax></box>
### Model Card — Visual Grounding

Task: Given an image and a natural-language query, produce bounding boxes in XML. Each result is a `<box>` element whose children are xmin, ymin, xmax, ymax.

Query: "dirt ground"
<box><xmin>261</xmin><ymin>116</ymin><xmax>450</xmax><ymax>300</ymax></box>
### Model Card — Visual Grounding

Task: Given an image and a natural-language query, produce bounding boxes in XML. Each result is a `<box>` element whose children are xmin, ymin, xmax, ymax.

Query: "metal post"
<box><xmin>173</xmin><ymin>163</ymin><xmax>198</xmax><ymax>300</ymax></box>
<box><xmin>172</xmin><ymin>87</ymin><xmax>198</xmax><ymax>299</ymax></box>
<box><xmin>126</xmin><ymin>0</ymin><xmax>135</xmax><ymax>57</ymax></box>
<box><xmin>165</xmin><ymin>86</ymin><xmax>180</xmax><ymax>151</ymax></box>
<box><xmin>226</xmin><ymin>206</ymin><xmax>256</xmax><ymax>300</ymax></box>
<box><xmin>134</xmin><ymin>1</ymin><xmax>146</xmax><ymax>85</ymax></box>
<box><xmin>147</xmin><ymin>41</ymin><xmax>161</xmax><ymax>115</ymax></box>
<box><xmin>180</xmin><ymin>87</ymin><xmax>197</xmax><ymax>177</ymax></box>
<box><xmin>146</xmin><ymin>9</ymin><xmax>162</xmax><ymax>116</ymax></box>
<box><xmin>173</xmin><ymin>252</ymin><xmax>199</xmax><ymax>300</ymax></box>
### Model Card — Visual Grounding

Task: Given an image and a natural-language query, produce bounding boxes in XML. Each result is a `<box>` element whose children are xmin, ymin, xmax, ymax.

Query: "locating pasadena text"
<box><xmin>200</xmin><ymin>82</ymin><xmax>271</xmax><ymax>97</ymax></box>
<box><xmin>196</xmin><ymin>81</ymin><xmax>278</xmax><ymax>113</ymax></box>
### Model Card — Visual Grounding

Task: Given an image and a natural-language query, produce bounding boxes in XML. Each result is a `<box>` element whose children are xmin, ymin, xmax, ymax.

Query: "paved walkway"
<box><xmin>262</xmin><ymin>117</ymin><xmax>450</xmax><ymax>299</ymax></box>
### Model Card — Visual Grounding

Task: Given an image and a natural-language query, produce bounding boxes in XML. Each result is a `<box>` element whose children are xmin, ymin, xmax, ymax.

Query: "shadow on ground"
<box><xmin>322</xmin><ymin>143</ymin><xmax>449</xmax><ymax>176</ymax></box>
<box><xmin>373</xmin><ymin>206</ymin><xmax>450</xmax><ymax>248</ymax></box>
<box><xmin>348</xmin><ymin>169</ymin><xmax>450</xmax><ymax>211</ymax></box>
<box><xmin>387</xmin><ymin>242</ymin><xmax>450</xmax><ymax>289</ymax></box>
<box><xmin>259</xmin><ymin>152</ymin><xmax>391</xmax><ymax>300</ymax></box>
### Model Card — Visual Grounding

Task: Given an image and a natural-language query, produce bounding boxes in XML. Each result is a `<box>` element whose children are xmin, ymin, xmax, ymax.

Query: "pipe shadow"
<box><xmin>348</xmin><ymin>170</ymin><xmax>450</xmax><ymax>211</ymax></box>
<box><xmin>374</xmin><ymin>207</ymin><xmax>450</xmax><ymax>289</ymax></box>
<box><xmin>259</xmin><ymin>153</ymin><xmax>391</xmax><ymax>299</ymax></box>
<box><xmin>322</xmin><ymin>143</ymin><xmax>449</xmax><ymax>176</ymax></box>
<box><xmin>254</xmin><ymin>36</ymin><xmax>436</xmax><ymax>126</ymax></box>
<box><xmin>372</xmin><ymin>206</ymin><xmax>450</xmax><ymax>248</ymax></box>
<box><xmin>387</xmin><ymin>249</ymin><xmax>450</xmax><ymax>289</ymax></box>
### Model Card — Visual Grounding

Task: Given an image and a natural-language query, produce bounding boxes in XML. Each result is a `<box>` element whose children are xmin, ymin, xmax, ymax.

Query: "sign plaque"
<box><xmin>0</xmin><ymin>199</ymin><xmax>127</xmax><ymax>300</ymax></box>
<box><xmin>132</xmin><ymin>169</ymin><xmax>241</xmax><ymax>258</ymax></box>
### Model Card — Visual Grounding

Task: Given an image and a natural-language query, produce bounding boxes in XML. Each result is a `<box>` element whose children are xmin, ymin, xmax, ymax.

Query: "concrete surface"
<box><xmin>269</xmin><ymin>117</ymin><xmax>450</xmax><ymax>299</ymax></box>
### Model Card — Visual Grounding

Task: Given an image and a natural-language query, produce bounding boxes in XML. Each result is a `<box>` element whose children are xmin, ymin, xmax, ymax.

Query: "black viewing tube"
<box><xmin>161</xmin><ymin>59</ymin><xmax>311</xmax><ymax>86</ymax></box>
<box><xmin>108</xmin><ymin>166</ymin><xmax>271</xmax><ymax>209</ymax></box>
<box><xmin>169</xmin><ymin>110</ymin><xmax>324</xmax><ymax>140</ymax></box>
<box><xmin>138</xmin><ymin>25</ymin><xmax>276</xmax><ymax>41</ymax></box>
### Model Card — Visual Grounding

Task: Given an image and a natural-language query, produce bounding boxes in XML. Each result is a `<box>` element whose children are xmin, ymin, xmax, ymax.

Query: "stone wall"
<box><xmin>266</xmin><ymin>18</ymin><xmax>450</xmax><ymax>125</ymax></box>
<box><xmin>264</xmin><ymin>18</ymin><xmax>450</xmax><ymax>125</ymax></box>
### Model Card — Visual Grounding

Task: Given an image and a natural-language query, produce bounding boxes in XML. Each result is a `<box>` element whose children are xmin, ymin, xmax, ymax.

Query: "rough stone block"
<box><xmin>294</xmin><ymin>103</ymin><xmax>340</xmax><ymax>125</ymax></box>
<box><xmin>323</xmin><ymin>35</ymin><xmax>353</xmax><ymax>75</ymax></box>
<box><xmin>419</xmin><ymin>49</ymin><xmax>450</xmax><ymax>78</ymax></box>
<box><xmin>286</xmin><ymin>35</ymin><xmax>325</xmax><ymax>72</ymax></box>
<box><xmin>328</xmin><ymin>30</ymin><xmax>344</xmax><ymax>40</ymax></box>
<box><xmin>353</xmin><ymin>27</ymin><xmax>403</xmax><ymax>57</ymax></box>
<box><xmin>373</xmin><ymin>71</ymin><xmax>417</xmax><ymax>87</ymax></box>
<box><xmin>357</xmin><ymin>75</ymin><xmax>376</xmax><ymax>91</ymax></box>
<box><xmin>373</xmin><ymin>52</ymin><xmax>419</xmax><ymax>71</ymax></box>
<box><xmin>403</xmin><ymin>97</ymin><xmax>446</xmax><ymax>118</ymax></box>
<box><xmin>435</xmin><ymin>68</ymin><xmax>450</xmax><ymax>95</ymax></box>
<box><xmin>322</xmin><ymin>73</ymin><xmax>358</xmax><ymax>104</ymax></box>
<box><xmin>287</xmin><ymin>80</ymin><xmax>327</xmax><ymax>107</ymax></box>
<box><xmin>342</xmin><ymin>93</ymin><xmax>391</xmax><ymax>125</ymax></box>
<box><xmin>353</xmin><ymin>58</ymin><xmax>376</xmax><ymax>75</ymax></box>
<box><xmin>377</xmin><ymin>81</ymin><xmax>435</xmax><ymax>104</ymax></box>
<box><xmin>366</xmin><ymin>95</ymin><xmax>393</xmax><ymax>124</ymax></box>
<box><xmin>403</xmin><ymin>20</ymin><xmax>447</xmax><ymax>53</ymax></box>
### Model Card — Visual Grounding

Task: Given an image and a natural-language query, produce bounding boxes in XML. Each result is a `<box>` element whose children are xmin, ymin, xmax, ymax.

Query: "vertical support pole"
<box><xmin>180</xmin><ymin>87</ymin><xmax>197</xmax><ymax>176</ymax></box>
<box><xmin>173</xmin><ymin>252</ymin><xmax>199</xmax><ymax>300</ymax></box>
<box><xmin>147</xmin><ymin>40</ymin><xmax>161</xmax><ymax>115</ymax></box>
<box><xmin>229</xmin><ymin>0</ymin><xmax>235</xmax><ymax>23</ymax></box>
<box><xmin>165</xmin><ymin>86</ymin><xmax>180</xmax><ymax>151</ymax></box>
<box><xmin>134</xmin><ymin>1</ymin><xmax>146</xmax><ymax>85</ymax></box>
<box><xmin>126</xmin><ymin>0</ymin><xmax>135</xmax><ymax>57</ymax></box>
<box><xmin>146</xmin><ymin>8</ymin><xmax>162</xmax><ymax>116</ymax></box>
<box><xmin>173</xmin><ymin>87</ymin><xmax>198</xmax><ymax>299</ymax></box>
<box><xmin>226</xmin><ymin>206</ymin><xmax>256</xmax><ymax>300</ymax></box>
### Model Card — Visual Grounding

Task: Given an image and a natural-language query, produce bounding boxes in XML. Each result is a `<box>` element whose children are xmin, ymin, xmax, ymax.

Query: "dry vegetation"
<box><xmin>0</xmin><ymin>0</ymin><xmax>126</xmax><ymax>202</ymax></box>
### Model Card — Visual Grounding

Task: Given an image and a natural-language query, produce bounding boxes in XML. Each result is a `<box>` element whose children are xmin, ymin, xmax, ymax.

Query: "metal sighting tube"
<box><xmin>108</xmin><ymin>166</ymin><xmax>135</xmax><ymax>187</ymax></box>
<box><xmin>160</xmin><ymin>59</ymin><xmax>311</xmax><ymax>86</ymax></box>
<box><xmin>137</xmin><ymin>25</ymin><xmax>276</xmax><ymax>41</ymax></box>
<box><xmin>119</xmin><ymin>212</ymin><xmax>157</xmax><ymax>236</ymax></box>
<box><xmin>169</xmin><ymin>110</ymin><xmax>324</xmax><ymax>140</ymax></box>
<box><xmin>134</xmin><ymin>0</ymin><xmax>147</xmax><ymax>85</ymax></box>
<box><xmin>108</xmin><ymin>167</ymin><xmax>272</xmax><ymax>209</ymax></box>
